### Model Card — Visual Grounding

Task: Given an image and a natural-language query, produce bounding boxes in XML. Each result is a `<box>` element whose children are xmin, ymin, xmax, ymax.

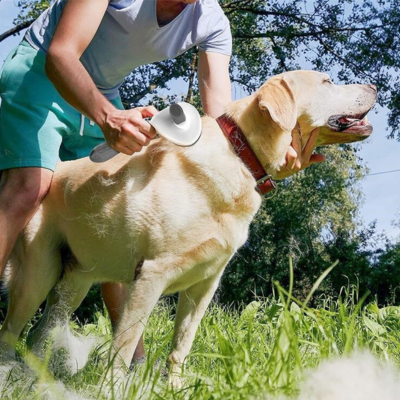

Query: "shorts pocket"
<box><xmin>81</xmin><ymin>117</ymin><xmax>104</xmax><ymax>139</ymax></box>
<box><xmin>0</xmin><ymin>47</ymin><xmax>19</xmax><ymax>95</ymax></box>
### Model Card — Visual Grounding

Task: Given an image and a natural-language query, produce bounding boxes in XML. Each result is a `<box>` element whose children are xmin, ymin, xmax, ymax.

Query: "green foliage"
<box><xmin>219</xmin><ymin>144</ymin><xmax>368</xmax><ymax>304</ymax></box>
<box><xmin>370</xmin><ymin>241</ymin><xmax>400</xmax><ymax>302</ymax></box>
<box><xmin>2</xmin><ymin>0</ymin><xmax>399</xmax><ymax>313</ymax></box>
<box><xmin>116</xmin><ymin>0</ymin><xmax>400</xmax><ymax>139</ymax></box>
<box><xmin>2</xmin><ymin>284</ymin><xmax>400</xmax><ymax>399</ymax></box>
<box><xmin>4</xmin><ymin>1</ymin><xmax>400</xmax><ymax>136</ymax></box>
<box><xmin>223</xmin><ymin>0</ymin><xmax>400</xmax><ymax>139</ymax></box>
<box><xmin>14</xmin><ymin>0</ymin><xmax>50</xmax><ymax>25</ymax></box>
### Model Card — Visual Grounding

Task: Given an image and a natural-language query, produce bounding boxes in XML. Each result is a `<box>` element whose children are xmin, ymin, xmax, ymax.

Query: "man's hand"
<box><xmin>275</xmin><ymin>128</ymin><xmax>326</xmax><ymax>180</ymax></box>
<box><xmin>101</xmin><ymin>106</ymin><xmax>158</xmax><ymax>155</ymax></box>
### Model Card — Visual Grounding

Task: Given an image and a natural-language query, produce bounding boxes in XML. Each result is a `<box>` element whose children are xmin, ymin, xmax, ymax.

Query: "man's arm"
<box><xmin>197</xmin><ymin>51</ymin><xmax>231</xmax><ymax>118</ymax></box>
<box><xmin>46</xmin><ymin>0</ymin><xmax>156</xmax><ymax>155</ymax></box>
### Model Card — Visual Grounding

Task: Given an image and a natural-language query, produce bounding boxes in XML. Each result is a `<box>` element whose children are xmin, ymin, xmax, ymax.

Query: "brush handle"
<box><xmin>169</xmin><ymin>103</ymin><xmax>186</xmax><ymax>125</ymax></box>
<box><xmin>89</xmin><ymin>102</ymin><xmax>195</xmax><ymax>163</ymax></box>
<box><xmin>89</xmin><ymin>142</ymin><xmax>120</xmax><ymax>163</ymax></box>
<box><xmin>89</xmin><ymin>117</ymin><xmax>153</xmax><ymax>163</ymax></box>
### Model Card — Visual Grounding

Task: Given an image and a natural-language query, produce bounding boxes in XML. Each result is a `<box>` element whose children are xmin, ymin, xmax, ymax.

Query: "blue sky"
<box><xmin>0</xmin><ymin>0</ymin><xmax>399</xmax><ymax>241</ymax></box>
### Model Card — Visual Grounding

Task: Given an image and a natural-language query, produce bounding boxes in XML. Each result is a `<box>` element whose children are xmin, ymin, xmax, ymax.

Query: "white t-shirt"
<box><xmin>25</xmin><ymin>0</ymin><xmax>232</xmax><ymax>100</ymax></box>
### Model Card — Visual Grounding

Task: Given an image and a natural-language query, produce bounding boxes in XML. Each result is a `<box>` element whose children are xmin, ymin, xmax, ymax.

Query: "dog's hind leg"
<box><xmin>0</xmin><ymin>236</ymin><xmax>62</xmax><ymax>358</ymax></box>
<box><xmin>26</xmin><ymin>267</ymin><xmax>93</xmax><ymax>352</ymax></box>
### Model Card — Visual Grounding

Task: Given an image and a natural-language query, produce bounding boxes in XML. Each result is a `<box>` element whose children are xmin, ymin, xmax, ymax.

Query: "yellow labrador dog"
<box><xmin>0</xmin><ymin>71</ymin><xmax>376</xmax><ymax>382</ymax></box>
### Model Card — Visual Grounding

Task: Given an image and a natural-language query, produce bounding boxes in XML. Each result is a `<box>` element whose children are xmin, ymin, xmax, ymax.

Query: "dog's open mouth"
<box><xmin>327</xmin><ymin>112</ymin><xmax>373</xmax><ymax>136</ymax></box>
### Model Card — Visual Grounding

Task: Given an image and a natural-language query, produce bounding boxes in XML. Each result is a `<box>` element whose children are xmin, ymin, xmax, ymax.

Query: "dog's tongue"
<box><xmin>338</xmin><ymin>116</ymin><xmax>368</xmax><ymax>127</ymax></box>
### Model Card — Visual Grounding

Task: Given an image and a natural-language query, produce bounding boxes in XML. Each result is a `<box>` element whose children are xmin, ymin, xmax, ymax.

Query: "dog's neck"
<box><xmin>216</xmin><ymin>114</ymin><xmax>276</xmax><ymax>195</ymax></box>
<box><xmin>224</xmin><ymin>95</ymin><xmax>293</xmax><ymax>177</ymax></box>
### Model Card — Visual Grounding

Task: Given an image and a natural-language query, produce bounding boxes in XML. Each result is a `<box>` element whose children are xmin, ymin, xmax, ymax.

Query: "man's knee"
<box><xmin>0</xmin><ymin>168</ymin><xmax>53</xmax><ymax>215</ymax></box>
<box><xmin>12</xmin><ymin>183</ymin><xmax>49</xmax><ymax>213</ymax></box>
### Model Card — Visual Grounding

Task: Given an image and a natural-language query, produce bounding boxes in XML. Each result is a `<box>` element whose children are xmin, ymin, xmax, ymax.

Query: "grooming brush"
<box><xmin>89</xmin><ymin>102</ymin><xmax>202</xmax><ymax>163</ymax></box>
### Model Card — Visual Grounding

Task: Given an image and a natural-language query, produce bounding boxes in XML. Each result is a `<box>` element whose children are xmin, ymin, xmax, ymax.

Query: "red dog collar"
<box><xmin>216</xmin><ymin>114</ymin><xmax>276</xmax><ymax>195</ymax></box>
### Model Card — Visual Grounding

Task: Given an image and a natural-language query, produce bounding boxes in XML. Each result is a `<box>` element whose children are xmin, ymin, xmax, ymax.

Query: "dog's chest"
<box><xmin>161</xmin><ymin>215</ymin><xmax>253</xmax><ymax>294</ymax></box>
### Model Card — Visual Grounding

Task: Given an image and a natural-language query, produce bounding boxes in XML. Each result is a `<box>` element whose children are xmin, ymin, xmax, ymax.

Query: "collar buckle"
<box><xmin>256</xmin><ymin>175</ymin><xmax>276</xmax><ymax>195</ymax></box>
<box><xmin>256</xmin><ymin>174</ymin><xmax>272</xmax><ymax>185</ymax></box>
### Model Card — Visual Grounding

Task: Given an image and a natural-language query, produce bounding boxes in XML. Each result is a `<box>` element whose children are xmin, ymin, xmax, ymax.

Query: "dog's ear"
<box><xmin>257</xmin><ymin>77</ymin><xmax>297</xmax><ymax>132</ymax></box>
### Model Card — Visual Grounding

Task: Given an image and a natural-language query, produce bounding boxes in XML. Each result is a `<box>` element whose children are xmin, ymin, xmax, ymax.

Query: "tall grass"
<box><xmin>1</xmin><ymin>264</ymin><xmax>400</xmax><ymax>399</ymax></box>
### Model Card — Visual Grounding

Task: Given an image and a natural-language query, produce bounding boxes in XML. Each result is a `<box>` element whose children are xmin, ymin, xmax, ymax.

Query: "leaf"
<box><xmin>363</xmin><ymin>316</ymin><xmax>387</xmax><ymax>336</ymax></box>
<box><xmin>240</xmin><ymin>301</ymin><xmax>261</xmax><ymax>321</ymax></box>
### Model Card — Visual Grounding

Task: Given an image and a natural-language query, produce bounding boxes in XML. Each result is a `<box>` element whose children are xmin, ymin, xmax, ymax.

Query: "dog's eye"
<box><xmin>323</xmin><ymin>78</ymin><xmax>334</xmax><ymax>85</ymax></box>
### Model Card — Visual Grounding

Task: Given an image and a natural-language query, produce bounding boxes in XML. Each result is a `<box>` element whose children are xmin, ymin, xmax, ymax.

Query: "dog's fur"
<box><xmin>0</xmin><ymin>71</ymin><xmax>376</xmax><ymax>383</ymax></box>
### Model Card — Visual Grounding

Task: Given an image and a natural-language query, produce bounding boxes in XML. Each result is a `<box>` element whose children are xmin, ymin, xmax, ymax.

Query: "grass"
<box><xmin>1</xmin><ymin>265</ymin><xmax>400</xmax><ymax>399</ymax></box>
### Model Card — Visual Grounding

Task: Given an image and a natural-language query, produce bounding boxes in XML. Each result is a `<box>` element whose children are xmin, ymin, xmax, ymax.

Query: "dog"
<box><xmin>0</xmin><ymin>71</ymin><xmax>376</xmax><ymax>384</ymax></box>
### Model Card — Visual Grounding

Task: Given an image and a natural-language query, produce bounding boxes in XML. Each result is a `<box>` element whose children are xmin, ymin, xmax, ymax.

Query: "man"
<box><xmin>0</xmin><ymin>0</ymin><xmax>323</xmax><ymax>364</ymax></box>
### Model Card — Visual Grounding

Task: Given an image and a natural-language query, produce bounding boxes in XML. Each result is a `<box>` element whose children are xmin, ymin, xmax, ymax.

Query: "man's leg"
<box><xmin>0</xmin><ymin>167</ymin><xmax>53</xmax><ymax>275</ymax></box>
<box><xmin>101</xmin><ymin>282</ymin><xmax>146</xmax><ymax>360</ymax></box>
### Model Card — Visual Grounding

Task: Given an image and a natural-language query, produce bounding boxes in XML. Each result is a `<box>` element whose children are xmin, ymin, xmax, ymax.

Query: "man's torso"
<box><xmin>24</xmin><ymin>0</ymin><xmax>231</xmax><ymax>100</ymax></box>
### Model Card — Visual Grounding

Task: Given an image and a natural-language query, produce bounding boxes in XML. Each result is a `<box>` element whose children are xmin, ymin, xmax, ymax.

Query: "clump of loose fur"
<box><xmin>49</xmin><ymin>324</ymin><xmax>99</xmax><ymax>376</ymax></box>
<box><xmin>296</xmin><ymin>352</ymin><xmax>400</xmax><ymax>400</ymax></box>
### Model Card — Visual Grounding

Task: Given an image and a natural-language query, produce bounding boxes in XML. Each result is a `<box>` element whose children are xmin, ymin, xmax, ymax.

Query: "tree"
<box><xmin>219</xmin><ymin>144</ymin><xmax>369</xmax><ymax>304</ymax></box>
<box><xmin>369</xmin><ymin>239</ymin><xmax>400</xmax><ymax>304</ymax></box>
<box><xmin>2</xmin><ymin>0</ymin><xmax>400</xmax><ymax>137</ymax></box>
<box><xmin>122</xmin><ymin>0</ymin><xmax>400</xmax><ymax>140</ymax></box>
<box><xmin>1</xmin><ymin>0</ymin><xmax>399</xmax><ymax>310</ymax></box>
<box><xmin>0</xmin><ymin>0</ymin><xmax>49</xmax><ymax>42</ymax></box>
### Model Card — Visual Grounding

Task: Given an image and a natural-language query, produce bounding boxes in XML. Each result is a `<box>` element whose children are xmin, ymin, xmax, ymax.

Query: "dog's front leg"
<box><xmin>168</xmin><ymin>273</ymin><xmax>222</xmax><ymax>388</ymax></box>
<box><xmin>107</xmin><ymin>264</ymin><xmax>165</xmax><ymax>382</ymax></box>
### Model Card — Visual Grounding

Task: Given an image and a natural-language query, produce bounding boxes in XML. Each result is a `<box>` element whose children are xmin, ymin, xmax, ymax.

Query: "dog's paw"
<box><xmin>101</xmin><ymin>367</ymin><xmax>130</xmax><ymax>399</ymax></box>
<box><xmin>129</xmin><ymin>355</ymin><xmax>147</xmax><ymax>372</ymax></box>
<box><xmin>168</xmin><ymin>373</ymin><xmax>185</xmax><ymax>389</ymax></box>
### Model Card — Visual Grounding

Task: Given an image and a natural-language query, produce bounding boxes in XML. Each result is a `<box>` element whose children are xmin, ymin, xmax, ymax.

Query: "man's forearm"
<box><xmin>201</xmin><ymin>83</ymin><xmax>232</xmax><ymax>118</ymax></box>
<box><xmin>198</xmin><ymin>51</ymin><xmax>232</xmax><ymax>118</ymax></box>
<box><xmin>199</xmin><ymin>62</ymin><xmax>232</xmax><ymax>117</ymax></box>
<box><xmin>45</xmin><ymin>49</ymin><xmax>114</xmax><ymax>129</ymax></box>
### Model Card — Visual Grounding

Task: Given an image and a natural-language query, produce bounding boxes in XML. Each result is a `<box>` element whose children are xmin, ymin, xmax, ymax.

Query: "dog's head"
<box><xmin>230</xmin><ymin>70</ymin><xmax>377</xmax><ymax>176</ymax></box>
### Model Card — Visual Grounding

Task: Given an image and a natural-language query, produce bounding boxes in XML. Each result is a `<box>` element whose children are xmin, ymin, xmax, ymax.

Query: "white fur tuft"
<box><xmin>50</xmin><ymin>324</ymin><xmax>98</xmax><ymax>375</ymax></box>
<box><xmin>297</xmin><ymin>352</ymin><xmax>400</xmax><ymax>400</ymax></box>
<box><xmin>38</xmin><ymin>381</ymin><xmax>95</xmax><ymax>400</ymax></box>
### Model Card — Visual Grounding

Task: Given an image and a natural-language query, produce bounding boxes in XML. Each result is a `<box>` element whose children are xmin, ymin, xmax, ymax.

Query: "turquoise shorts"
<box><xmin>0</xmin><ymin>40</ymin><xmax>123</xmax><ymax>172</ymax></box>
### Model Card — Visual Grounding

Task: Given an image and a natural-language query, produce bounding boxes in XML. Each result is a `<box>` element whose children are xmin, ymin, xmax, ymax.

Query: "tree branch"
<box><xmin>314</xmin><ymin>35</ymin><xmax>376</xmax><ymax>82</ymax></box>
<box><xmin>222</xmin><ymin>5</ymin><xmax>322</xmax><ymax>29</ymax></box>
<box><xmin>0</xmin><ymin>19</ymin><xmax>34</xmax><ymax>43</ymax></box>
<box><xmin>186</xmin><ymin>47</ymin><xmax>198</xmax><ymax>102</ymax></box>
<box><xmin>233</xmin><ymin>25</ymin><xmax>383</xmax><ymax>40</ymax></box>
<box><xmin>122</xmin><ymin>83</ymin><xmax>158</xmax><ymax>106</ymax></box>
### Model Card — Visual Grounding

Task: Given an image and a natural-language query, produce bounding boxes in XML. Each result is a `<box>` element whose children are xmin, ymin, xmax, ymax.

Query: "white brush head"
<box><xmin>89</xmin><ymin>102</ymin><xmax>201</xmax><ymax>163</ymax></box>
<box><xmin>150</xmin><ymin>102</ymin><xmax>202</xmax><ymax>146</ymax></box>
